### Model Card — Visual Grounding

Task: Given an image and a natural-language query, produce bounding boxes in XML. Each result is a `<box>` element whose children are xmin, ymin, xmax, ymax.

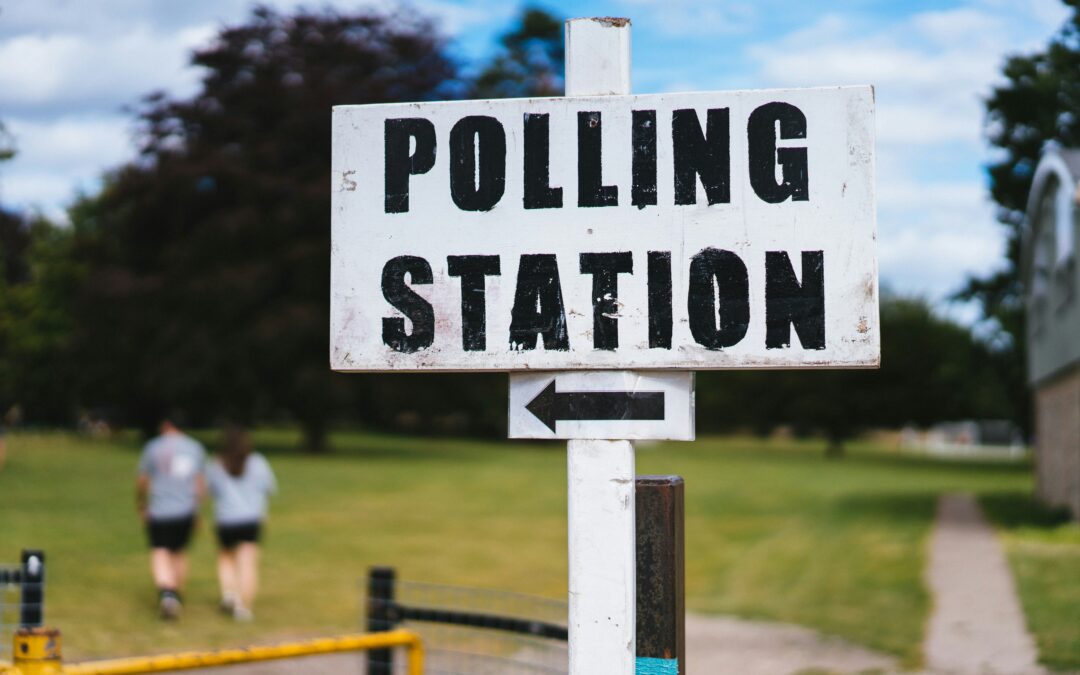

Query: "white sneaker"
<box><xmin>233</xmin><ymin>605</ymin><xmax>254</xmax><ymax>622</ymax></box>
<box><xmin>159</xmin><ymin>594</ymin><xmax>182</xmax><ymax>620</ymax></box>
<box><xmin>219</xmin><ymin>592</ymin><xmax>238</xmax><ymax>615</ymax></box>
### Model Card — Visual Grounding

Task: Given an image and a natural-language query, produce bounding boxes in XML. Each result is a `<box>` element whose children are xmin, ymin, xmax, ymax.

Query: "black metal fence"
<box><xmin>0</xmin><ymin>477</ymin><xmax>682</xmax><ymax>672</ymax></box>
<box><xmin>363</xmin><ymin>475</ymin><xmax>684</xmax><ymax>674</ymax></box>
<box><xmin>0</xmin><ymin>550</ymin><xmax>45</xmax><ymax>661</ymax></box>
<box><xmin>364</xmin><ymin>568</ymin><xmax>569</xmax><ymax>674</ymax></box>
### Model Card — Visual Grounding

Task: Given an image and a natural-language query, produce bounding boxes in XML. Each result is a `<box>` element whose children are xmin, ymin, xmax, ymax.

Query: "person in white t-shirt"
<box><xmin>206</xmin><ymin>425</ymin><xmax>277</xmax><ymax>621</ymax></box>
<box><xmin>136</xmin><ymin>415</ymin><xmax>207</xmax><ymax>619</ymax></box>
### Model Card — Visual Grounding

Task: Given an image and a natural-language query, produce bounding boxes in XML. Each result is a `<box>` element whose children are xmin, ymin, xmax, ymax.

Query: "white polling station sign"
<box><xmin>331</xmin><ymin>86</ymin><xmax>877</xmax><ymax>372</ymax></box>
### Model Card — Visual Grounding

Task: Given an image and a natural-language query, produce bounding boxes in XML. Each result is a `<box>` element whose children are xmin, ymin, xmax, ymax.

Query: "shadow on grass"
<box><xmin>845</xmin><ymin>448</ymin><xmax>1032</xmax><ymax>476</ymax></box>
<box><xmin>978</xmin><ymin>491</ymin><xmax>1073</xmax><ymax>530</ymax></box>
<box><xmin>834</xmin><ymin>491</ymin><xmax>1072</xmax><ymax>531</ymax></box>
<box><xmin>682</xmin><ymin>438</ymin><xmax>1031</xmax><ymax>475</ymax></box>
<box><xmin>243</xmin><ymin>429</ymin><xmax>563</xmax><ymax>463</ymax></box>
<box><xmin>834</xmin><ymin>492</ymin><xmax>940</xmax><ymax>524</ymax></box>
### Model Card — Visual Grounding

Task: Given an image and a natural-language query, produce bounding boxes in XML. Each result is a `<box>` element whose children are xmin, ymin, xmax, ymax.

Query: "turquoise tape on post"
<box><xmin>635</xmin><ymin>656</ymin><xmax>678</xmax><ymax>674</ymax></box>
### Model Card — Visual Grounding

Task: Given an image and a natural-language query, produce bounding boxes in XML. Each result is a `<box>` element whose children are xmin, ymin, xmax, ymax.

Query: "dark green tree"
<box><xmin>70</xmin><ymin>7</ymin><xmax>460</xmax><ymax>449</ymax></box>
<box><xmin>0</xmin><ymin>127</ymin><xmax>79</xmax><ymax>423</ymax></box>
<box><xmin>697</xmin><ymin>295</ymin><xmax>1013</xmax><ymax>455</ymax></box>
<box><xmin>474</xmin><ymin>7</ymin><xmax>564</xmax><ymax>98</ymax></box>
<box><xmin>0</xmin><ymin>206</ymin><xmax>30</xmax><ymax>414</ymax></box>
<box><xmin>955</xmin><ymin>1</ymin><xmax>1080</xmax><ymax>433</ymax></box>
<box><xmin>0</xmin><ymin>129</ymin><xmax>29</xmax><ymax>417</ymax></box>
<box><xmin>0</xmin><ymin>219</ymin><xmax>80</xmax><ymax>423</ymax></box>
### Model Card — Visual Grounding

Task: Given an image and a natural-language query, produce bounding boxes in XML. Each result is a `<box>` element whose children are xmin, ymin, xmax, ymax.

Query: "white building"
<box><xmin>1023</xmin><ymin>144</ymin><xmax>1080</xmax><ymax>520</ymax></box>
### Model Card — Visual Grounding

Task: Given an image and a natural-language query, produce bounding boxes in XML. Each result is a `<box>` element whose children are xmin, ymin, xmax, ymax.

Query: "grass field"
<box><xmin>981</xmin><ymin>494</ymin><xmax>1080</xmax><ymax>672</ymax></box>
<box><xmin>0</xmin><ymin>430</ymin><xmax>1076</xmax><ymax>670</ymax></box>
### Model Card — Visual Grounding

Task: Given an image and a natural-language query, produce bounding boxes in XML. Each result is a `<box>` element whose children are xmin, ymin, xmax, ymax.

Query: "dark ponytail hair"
<box><xmin>221</xmin><ymin>424</ymin><xmax>252</xmax><ymax>477</ymax></box>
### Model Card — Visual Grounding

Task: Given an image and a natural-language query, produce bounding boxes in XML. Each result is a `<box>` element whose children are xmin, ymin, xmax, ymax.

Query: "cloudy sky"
<box><xmin>0</xmin><ymin>0</ymin><xmax>1069</xmax><ymax>306</ymax></box>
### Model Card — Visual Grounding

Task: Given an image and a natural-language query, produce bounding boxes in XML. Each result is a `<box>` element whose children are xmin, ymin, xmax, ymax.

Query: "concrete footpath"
<box><xmin>684</xmin><ymin>613</ymin><xmax>896</xmax><ymax>674</ymax></box>
<box><xmin>923</xmin><ymin>493</ymin><xmax>1044</xmax><ymax>675</ymax></box>
<box><xmin>197</xmin><ymin>612</ymin><xmax>897</xmax><ymax>674</ymax></box>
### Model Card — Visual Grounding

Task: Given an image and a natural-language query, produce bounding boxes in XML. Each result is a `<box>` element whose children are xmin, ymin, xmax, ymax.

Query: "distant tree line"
<box><xmin>0</xmin><ymin>4</ymin><xmax>1043</xmax><ymax>451</ymax></box>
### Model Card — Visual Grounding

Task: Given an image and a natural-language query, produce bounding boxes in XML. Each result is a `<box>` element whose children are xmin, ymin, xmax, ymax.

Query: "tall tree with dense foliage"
<box><xmin>956</xmin><ymin>1</ymin><xmax>1080</xmax><ymax>432</ymax></box>
<box><xmin>0</xmin><ymin>206</ymin><xmax>30</xmax><ymax>414</ymax></box>
<box><xmin>0</xmin><ymin>128</ymin><xmax>78</xmax><ymax>423</ymax></box>
<box><xmin>0</xmin><ymin>128</ymin><xmax>31</xmax><ymax>417</ymax></box>
<box><xmin>474</xmin><ymin>7</ymin><xmax>563</xmax><ymax>98</ymax></box>
<box><xmin>71</xmin><ymin>7</ymin><xmax>460</xmax><ymax>449</ymax></box>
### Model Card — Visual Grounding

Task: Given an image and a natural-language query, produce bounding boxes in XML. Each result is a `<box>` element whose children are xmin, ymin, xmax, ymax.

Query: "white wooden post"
<box><xmin>564</xmin><ymin>17</ymin><xmax>636</xmax><ymax>675</ymax></box>
<box><xmin>568</xmin><ymin>439</ymin><xmax>636</xmax><ymax>673</ymax></box>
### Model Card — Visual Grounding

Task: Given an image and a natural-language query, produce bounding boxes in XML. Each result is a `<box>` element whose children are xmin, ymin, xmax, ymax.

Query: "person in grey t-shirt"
<box><xmin>136</xmin><ymin>415</ymin><xmax>206</xmax><ymax>619</ymax></box>
<box><xmin>206</xmin><ymin>424</ymin><xmax>277</xmax><ymax>621</ymax></box>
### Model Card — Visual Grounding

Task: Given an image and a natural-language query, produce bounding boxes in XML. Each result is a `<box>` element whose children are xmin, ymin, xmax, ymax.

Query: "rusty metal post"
<box><xmin>12</xmin><ymin>627</ymin><xmax>62</xmax><ymax>675</ymax></box>
<box><xmin>635</xmin><ymin>476</ymin><xmax>685</xmax><ymax>675</ymax></box>
<box><xmin>366</xmin><ymin>566</ymin><xmax>398</xmax><ymax>675</ymax></box>
<box><xmin>20</xmin><ymin>550</ymin><xmax>44</xmax><ymax>628</ymax></box>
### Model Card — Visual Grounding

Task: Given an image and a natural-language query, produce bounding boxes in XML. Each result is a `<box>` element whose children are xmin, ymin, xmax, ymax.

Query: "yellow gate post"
<box><xmin>12</xmin><ymin>627</ymin><xmax>62</xmax><ymax>675</ymax></box>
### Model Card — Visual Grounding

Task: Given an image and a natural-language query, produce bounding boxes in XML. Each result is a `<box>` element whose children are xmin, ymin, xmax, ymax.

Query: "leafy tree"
<box><xmin>474</xmin><ymin>7</ymin><xmax>563</xmax><ymax>98</ymax></box>
<box><xmin>0</xmin><ymin>128</ymin><xmax>30</xmax><ymax>417</ymax></box>
<box><xmin>0</xmin><ymin>129</ymin><xmax>79</xmax><ymax>423</ymax></box>
<box><xmin>0</xmin><ymin>219</ymin><xmax>80</xmax><ymax>422</ymax></box>
<box><xmin>70</xmin><ymin>7</ymin><xmax>460</xmax><ymax>449</ymax></box>
<box><xmin>956</xmin><ymin>1</ymin><xmax>1080</xmax><ymax>433</ymax></box>
<box><xmin>0</xmin><ymin>207</ymin><xmax>30</xmax><ymax>413</ymax></box>
<box><xmin>697</xmin><ymin>295</ymin><xmax>1013</xmax><ymax>455</ymax></box>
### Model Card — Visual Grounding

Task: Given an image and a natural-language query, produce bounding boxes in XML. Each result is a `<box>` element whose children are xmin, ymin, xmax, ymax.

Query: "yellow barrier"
<box><xmin>6</xmin><ymin>629</ymin><xmax>423</xmax><ymax>675</ymax></box>
<box><xmin>7</xmin><ymin>628</ymin><xmax>62</xmax><ymax>675</ymax></box>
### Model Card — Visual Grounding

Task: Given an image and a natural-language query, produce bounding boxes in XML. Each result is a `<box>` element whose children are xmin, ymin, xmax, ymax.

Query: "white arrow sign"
<box><xmin>509</xmin><ymin>371</ymin><xmax>694</xmax><ymax>440</ymax></box>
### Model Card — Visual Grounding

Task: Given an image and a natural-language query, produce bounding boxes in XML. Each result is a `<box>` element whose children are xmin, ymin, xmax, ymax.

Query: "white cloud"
<box><xmin>872</xmin><ymin>144</ymin><xmax>1009</xmax><ymax>299</ymax></box>
<box><xmin>879</xmin><ymin>217</ymin><xmax>1004</xmax><ymax>295</ymax></box>
<box><xmin>0</xmin><ymin>25</ymin><xmax>212</xmax><ymax>115</ymax></box>
<box><xmin>412</xmin><ymin>0</ymin><xmax>515</xmax><ymax>35</ymax></box>
<box><xmin>740</xmin><ymin>0</ymin><xmax>1071</xmax><ymax>300</ymax></box>
<box><xmin>747</xmin><ymin>2</ymin><xmax>1070</xmax><ymax>149</ymax></box>
<box><xmin>870</xmin><ymin>140</ymin><xmax>1005</xmax><ymax>299</ymax></box>
<box><xmin>876</xmin><ymin>174</ymin><xmax>1003</xmax><ymax>297</ymax></box>
<box><xmin>0</xmin><ymin>115</ymin><xmax>132</xmax><ymax>220</ymax></box>
<box><xmin>1</xmin><ymin>173</ymin><xmax>78</xmax><ymax>223</ymax></box>
<box><xmin>0</xmin><ymin>0</ymin><xmax>507</xmax><ymax>119</ymax></box>
<box><xmin>6</xmin><ymin>116</ymin><xmax>132</xmax><ymax>171</ymax></box>
<box><xmin>616</xmin><ymin>0</ymin><xmax>757</xmax><ymax>36</ymax></box>
<box><xmin>751</xmin><ymin>24</ymin><xmax>985</xmax><ymax>148</ymax></box>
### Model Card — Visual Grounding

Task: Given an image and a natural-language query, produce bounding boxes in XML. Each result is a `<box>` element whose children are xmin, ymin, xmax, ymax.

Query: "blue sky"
<box><xmin>0</xmin><ymin>0</ymin><xmax>1070</xmax><ymax>308</ymax></box>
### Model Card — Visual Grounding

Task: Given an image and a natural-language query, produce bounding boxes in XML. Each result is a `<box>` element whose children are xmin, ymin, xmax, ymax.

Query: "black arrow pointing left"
<box><xmin>525</xmin><ymin>380</ymin><xmax>665</xmax><ymax>432</ymax></box>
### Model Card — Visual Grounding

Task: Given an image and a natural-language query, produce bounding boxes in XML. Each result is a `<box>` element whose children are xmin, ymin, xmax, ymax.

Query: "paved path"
<box><xmin>196</xmin><ymin>613</ymin><xmax>897</xmax><ymax>674</ymax></box>
<box><xmin>685</xmin><ymin>613</ymin><xmax>896</xmax><ymax>674</ymax></box>
<box><xmin>923</xmin><ymin>493</ymin><xmax>1044</xmax><ymax>675</ymax></box>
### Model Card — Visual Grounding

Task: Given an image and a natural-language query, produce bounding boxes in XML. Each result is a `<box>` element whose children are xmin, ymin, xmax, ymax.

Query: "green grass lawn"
<box><xmin>980</xmin><ymin>494</ymin><xmax>1080</xmax><ymax>672</ymax></box>
<box><xmin>0</xmin><ymin>430</ymin><xmax>1074</xmax><ymax>670</ymax></box>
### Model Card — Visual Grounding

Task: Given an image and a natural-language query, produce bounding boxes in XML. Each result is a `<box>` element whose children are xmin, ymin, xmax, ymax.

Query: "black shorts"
<box><xmin>147</xmin><ymin>515</ymin><xmax>196</xmax><ymax>552</ymax></box>
<box><xmin>216</xmin><ymin>522</ymin><xmax>262</xmax><ymax>550</ymax></box>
